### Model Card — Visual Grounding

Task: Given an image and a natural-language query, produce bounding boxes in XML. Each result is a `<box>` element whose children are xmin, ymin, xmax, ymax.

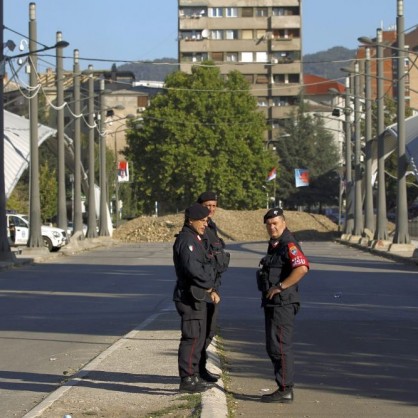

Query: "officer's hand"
<box><xmin>211</xmin><ymin>291</ymin><xmax>221</xmax><ymax>304</ymax></box>
<box><xmin>266</xmin><ymin>286</ymin><xmax>281</xmax><ymax>300</ymax></box>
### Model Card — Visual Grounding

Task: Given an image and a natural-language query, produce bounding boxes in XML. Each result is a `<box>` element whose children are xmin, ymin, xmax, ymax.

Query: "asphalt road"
<box><xmin>219</xmin><ymin>241</ymin><xmax>418</xmax><ymax>417</ymax></box>
<box><xmin>1</xmin><ymin>240</ymin><xmax>417</xmax><ymax>418</ymax></box>
<box><xmin>0</xmin><ymin>243</ymin><xmax>175</xmax><ymax>418</ymax></box>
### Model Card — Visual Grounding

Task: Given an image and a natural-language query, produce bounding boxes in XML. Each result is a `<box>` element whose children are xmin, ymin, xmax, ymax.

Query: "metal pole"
<box><xmin>363</xmin><ymin>47</ymin><xmax>374</xmax><ymax>235</ymax></box>
<box><xmin>86</xmin><ymin>65</ymin><xmax>97</xmax><ymax>238</ymax></box>
<box><xmin>27</xmin><ymin>2</ymin><xmax>43</xmax><ymax>249</ymax></box>
<box><xmin>374</xmin><ymin>28</ymin><xmax>388</xmax><ymax>241</ymax></box>
<box><xmin>114</xmin><ymin>132</ymin><xmax>119</xmax><ymax>229</ymax></box>
<box><xmin>56</xmin><ymin>31</ymin><xmax>67</xmax><ymax>231</ymax></box>
<box><xmin>353</xmin><ymin>62</ymin><xmax>363</xmax><ymax>236</ymax></box>
<box><xmin>393</xmin><ymin>0</ymin><xmax>410</xmax><ymax>244</ymax></box>
<box><xmin>73</xmin><ymin>49</ymin><xmax>83</xmax><ymax>236</ymax></box>
<box><xmin>0</xmin><ymin>0</ymin><xmax>14</xmax><ymax>259</ymax></box>
<box><xmin>344</xmin><ymin>76</ymin><xmax>354</xmax><ymax>235</ymax></box>
<box><xmin>98</xmin><ymin>79</ymin><xmax>109</xmax><ymax>236</ymax></box>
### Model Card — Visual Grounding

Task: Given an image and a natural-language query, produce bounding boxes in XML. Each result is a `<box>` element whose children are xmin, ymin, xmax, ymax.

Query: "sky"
<box><xmin>3</xmin><ymin>0</ymin><xmax>418</xmax><ymax>72</ymax></box>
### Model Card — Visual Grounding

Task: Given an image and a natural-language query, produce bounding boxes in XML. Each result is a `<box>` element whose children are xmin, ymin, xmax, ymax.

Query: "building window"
<box><xmin>256</xmin><ymin>29</ymin><xmax>267</xmax><ymax>39</ymax></box>
<box><xmin>256</xmin><ymin>52</ymin><xmax>268</xmax><ymax>62</ymax></box>
<box><xmin>273</xmin><ymin>74</ymin><xmax>286</xmax><ymax>84</ymax></box>
<box><xmin>242</xmin><ymin>8</ymin><xmax>253</xmax><ymax>17</ymax></box>
<box><xmin>226</xmin><ymin>52</ymin><xmax>238</xmax><ymax>62</ymax></box>
<box><xmin>288</xmin><ymin>74</ymin><xmax>300</xmax><ymax>83</ymax></box>
<box><xmin>225</xmin><ymin>7</ymin><xmax>238</xmax><ymax>17</ymax></box>
<box><xmin>272</xmin><ymin>7</ymin><xmax>299</xmax><ymax>16</ymax></box>
<box><xmin>209</xmin><ymin>7</ymin><xmax>223</xmax><ymax>17</ymax></box>
<box><xmin>212</xmin><ymin>52</ymin><xmax>223</xmax><ymax>62</ymax></box>
<box><xmin>243</xmin><ymin>74</ymin><xmax>254</xmax><ymax>83</ymax></box>
<box><xmin>256</xmin><ymin>8</ymin><xmax>268</xmax><ymax>17</ymax></box>
<box><xmin>225</xmin><ymin>30</ymin><xmax>238</xmax><ymax>40</ymax></box>
<box><xmin>257</xmin><ymin>97</ymin><xmax>268</xmax><ymax>107</ymax></box>
<box><xmin>241</xmin><ymin>52</ymin><xmax>253</xmax><ymax>62</ymax></box>
<box><xmin>211</xmin><ymin>30</ymin><xmax>223</xmax><ymax>40</ymax></box>
<box><xmin>256</xmin><ymin>74</ymin><xmax>269</xmax><ymax>84</ymax></box>
<box><xmin>242</xmin><ymin>29</ymin><xmax>253</xmax><ymax>40</ymax></box>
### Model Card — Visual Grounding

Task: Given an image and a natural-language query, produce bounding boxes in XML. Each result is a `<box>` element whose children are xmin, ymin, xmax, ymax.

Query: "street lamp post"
<box><xmin>353</xmin><ymin>61</ymin><xmax>364</xmax><ymax>237</ymax></box>
<box><xmin>358</xmin><ymin>29</ymin><xmax>389</xmax><ymax>242</ymax></box>
<box><xmin>363</xmin><ymin>47</ymin><xmax>375</xmax><ymax>237</ymax></box>
<box><xmin>56</xmin><ymin>31</ymin><xmax>67</xmax><ymax>232</ymax></box>
<box><xmin>86</xmin><ymin>65</ymin><xmax>98</xmax><ymax>238</ymax></box>
<box><xmin>98</xmin><ymin>79</ymin><xmax>109</xmax><ymax>236</ymax></box>
<box><xmin>72</xmin><ymin>49</ymin><xmax>83</xmax><ymax>236</ymax></box>
<box><xmin>342</xmin><ymin>76</ymin><xmax>354</xmax><ymax>235</ymax></box>
<box><xmin>27</xmin><ymin>3</ymin><xmax>44</xmax><ymax>249</ymax></box>
<box><xmin>393</xmin><ymin>0</ymin><xmax>410</xmax><ymax>245</ymax></box>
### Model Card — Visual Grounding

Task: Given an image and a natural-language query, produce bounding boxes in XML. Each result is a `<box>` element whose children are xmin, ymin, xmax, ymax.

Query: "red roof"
<box><xmin>303</xmin><ymin>73</ymin><xmax>345</xmax><ymax>95</ymax></box>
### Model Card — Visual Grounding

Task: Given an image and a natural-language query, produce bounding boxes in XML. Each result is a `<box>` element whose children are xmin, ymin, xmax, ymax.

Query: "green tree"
<box><xmin>276</xmin><ymin>101</ymin><xmax>340</xmax><ymax>209</ymax></box>
<box><xmin>39</xmin><ymin>161</ymin><xmax>58</xmax><ymax>223</ymax></box>
<box><xmin>124</xmin><ymin>63</ymin><xmax>275</xmax><ymax>214</ymax></box>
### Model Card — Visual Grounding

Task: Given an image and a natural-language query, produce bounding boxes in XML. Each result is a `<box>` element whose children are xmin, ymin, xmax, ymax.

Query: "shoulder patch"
<box><xmin>188</xmin><ymin>245</ymin><xmax>194</xmax><ymax>252</ymax></box>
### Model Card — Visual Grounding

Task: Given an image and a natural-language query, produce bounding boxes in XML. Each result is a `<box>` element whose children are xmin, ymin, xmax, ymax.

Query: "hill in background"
<box><xmin>303</xmin><ymin>46</ymin><xmax>356</xmax><ymax>81</ymax></box>
<box><xmin>118</xmin><ymin>47</ymin><xmax>356</xmax><ymax>83</ymax></box>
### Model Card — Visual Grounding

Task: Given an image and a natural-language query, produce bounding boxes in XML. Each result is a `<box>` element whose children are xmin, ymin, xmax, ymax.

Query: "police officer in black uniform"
<box><xmin>173</xmin><ymin>203</ymin><xmax>218</xmax><ymax>393</ymax></box>
<box><xmin>257</xmin><ymin>208</ymin><xmax>309</xmax><ymax>403</ymax></box>
<box><xmin>196</xmin><ymin>191</ymin><xmax>230</xmax><ymax>383</ymax></box>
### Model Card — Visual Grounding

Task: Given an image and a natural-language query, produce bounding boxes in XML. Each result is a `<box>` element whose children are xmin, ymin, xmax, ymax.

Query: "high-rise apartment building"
<box><xmin>178</xmin><ymin>0</ymin><xmax>303</xmax><ymax>140</ymax></box>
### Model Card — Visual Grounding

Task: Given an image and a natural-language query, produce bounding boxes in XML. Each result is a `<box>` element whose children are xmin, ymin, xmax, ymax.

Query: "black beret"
<box><xmin>263</xmin><ymin>207</ymin><xmax>284</xmax><ymax>223</ymax></box>
<box><xmin>197</xmin><ymin>191</ymin><xmax>218</xmax><ymax>203</ymax></box>
<box><xmin>185</xmin><ymin>203</ymin><xmax>210</xmax><ymax>220</ymax></box>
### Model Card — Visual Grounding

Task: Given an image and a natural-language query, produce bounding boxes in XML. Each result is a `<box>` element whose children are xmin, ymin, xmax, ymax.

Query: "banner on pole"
<box><xmin>118</xmin><ymin>161</ymin><xmax>129</xmax><ymax>183</ymax></box>
<box><xmin>295</xmin><ymin>168</ymin><xmax>309</xmax><ymax>187</ymax></box>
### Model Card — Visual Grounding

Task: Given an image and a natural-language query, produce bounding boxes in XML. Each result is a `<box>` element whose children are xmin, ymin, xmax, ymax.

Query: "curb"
<box><xmin>337</xmin><ymin>238</ymin><xmax>418</xmax><ymax>266</ymax></box>
<box><xmin>201</xmin><ymin>340</ymin><xmax>228</xmax><ymax>418</ymax></box>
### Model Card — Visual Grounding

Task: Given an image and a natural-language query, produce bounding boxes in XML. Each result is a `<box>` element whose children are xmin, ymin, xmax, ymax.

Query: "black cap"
<box><xmin>263</xmin><ymin>207</ymin><xmax>284</xmax><ymax>224</ymax></box>
<box><xmin>185</xmin><ymin>203</ymin><xmax>210</xmax><ymax>220</ymax></box>
<box><xmin>197</xmin><ymin>191</ymin><xmax>218</xmax><ymax>203</ymax></box>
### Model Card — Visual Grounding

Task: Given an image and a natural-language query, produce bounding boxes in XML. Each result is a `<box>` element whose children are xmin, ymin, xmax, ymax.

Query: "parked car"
<box><xmin>6</xmin><ymin>213</ymin><xmax>68</xmax><ymax>252</ymax></box>
<box><xmin>67</xmin><ymin>222</ymin><xmax>88</xmax><ymax>237</ymax></box>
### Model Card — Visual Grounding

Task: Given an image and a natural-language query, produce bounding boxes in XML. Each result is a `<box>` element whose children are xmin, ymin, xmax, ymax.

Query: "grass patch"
<box><xmin>145</xmin><ymin>393</ymin><xmax>201</xmax><ymax>418</ymax></box>
<box><xmin>214</xmin><ymin>332</ymin><xmax>236</xmax><ymax>418</ymax></box>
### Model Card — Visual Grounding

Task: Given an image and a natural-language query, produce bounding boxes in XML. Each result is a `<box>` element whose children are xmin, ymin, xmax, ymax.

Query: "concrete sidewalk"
<box><xmin>1</xmin><ymin>238</ymin><xmax>228</xmax><ymax>418</ymax></box>
<box><xmin>22</xmin><ymin>311</ymin><xmax>227</xmax><ymax>418</ymax></box>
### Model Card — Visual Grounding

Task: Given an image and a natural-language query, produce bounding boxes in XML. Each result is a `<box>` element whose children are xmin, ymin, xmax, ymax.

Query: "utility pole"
<box><xmin>353</xmin><ymin>61</ymin><xmax>363</xmax><ymax>236</ymax></box>
<box><xmin>393</xmin><ymin>0</ymin><xmax>410</xmax><ymax>244</ymax></box>
<box><xmin>98</xmin><ymin>79</ymin><xmax>109</xmax><ymax>236</ymax></box>
<box><xmin>0</xmin><ymin>0</ymin><xmax>14</xmax><ymax>260</ymax></box>
<box><xmin>27</xmin><ymin>2</ymin><xmax>44</xmax><ymax>249</ymax></box>
<box><xmin>86</xmin><ymin>65</ymin><xmax>98</xmax><ymax>238</ymax></box>
<box><xmin>56</xmin><ymin>31</ymin><xmax>67</xmax><ymax>231</ymax></box>
<box><xmin>374</xmin><ymin>28</ymin><xmax>389</xmax><ymax>242</ymax></box>
<box><xmin>343</xmin><ymin>76</ymin><xmax>354</xmax><ymax>235</ymax></box>
<box><xmin>363</xmin><ymin>47</ymin><xmax>374</xmax><ymax>236</ymax></box>
<box><xmin>72</xmin><ymin>49</ymin><xmax>83</xmax><ymax>236</ymax></box>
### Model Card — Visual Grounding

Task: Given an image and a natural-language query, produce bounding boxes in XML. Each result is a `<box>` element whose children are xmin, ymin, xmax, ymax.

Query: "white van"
<box><xmin>6</xmin><ymin>213</ymin><xmax>68</xmax><ymax>252</ymax></box>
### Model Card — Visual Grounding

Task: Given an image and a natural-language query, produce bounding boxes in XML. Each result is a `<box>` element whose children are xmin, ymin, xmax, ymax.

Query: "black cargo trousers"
<box><xmin>175</xmin><ymin>300</ymin><xmax>208</xmax><ymax>378</ymax></box>
<box><xmin>264</xmin><ymin>302</ymin><xmax>300</xmax><ymax>391</ymax></box>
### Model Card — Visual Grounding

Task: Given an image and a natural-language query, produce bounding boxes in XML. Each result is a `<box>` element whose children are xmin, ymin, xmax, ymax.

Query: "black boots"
<box><xmin>261</xmin><ymin>388</ymin><xmax>294</xmax><ymax>403</ymax></box>
<box><xmin>199</xmin><ymin>368</ymin><xmax>219</xmax><ymax>383</ymax></box>
<box><xmin>179</xmin><ymin>375</ymin><xmax>214</xmax><ymax>393</ymax></box>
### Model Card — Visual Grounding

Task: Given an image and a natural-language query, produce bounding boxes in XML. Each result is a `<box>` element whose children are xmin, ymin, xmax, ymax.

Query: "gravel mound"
<box><xmin>113</xmin><ymin>208</ymin><xmax>339</xmax><ymax>243</ymax></box>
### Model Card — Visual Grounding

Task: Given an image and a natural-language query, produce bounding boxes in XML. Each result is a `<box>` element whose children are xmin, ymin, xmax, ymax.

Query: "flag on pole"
<box><xmin>118</xmin><ymin>161</ymin><xmax>129</xmax><ymax>183</ymax></box>
<box><xmin>266</xmin><ymin>167</ymin><xmax>277</xmax><ymax>182</ymax></box>
<box><xmin>295</xmin><ymin>169</ymin><xmax>309</xmax><ymax>187</ymax></box>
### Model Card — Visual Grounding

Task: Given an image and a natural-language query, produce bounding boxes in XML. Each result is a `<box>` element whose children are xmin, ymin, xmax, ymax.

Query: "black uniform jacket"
<box><xmin>259</xmin><ymin>228</ymin><xmax>309</xmax><ymax>308</ymax></box>
<box><xmin>173</xmin><ymin>223</ymin><xmax>216</xmax><ymax>305</ymax></box>
<box><xmin>205</xmin><ymin>218</ymin><xmax>230</xmax><ymax>288</ymax></box>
